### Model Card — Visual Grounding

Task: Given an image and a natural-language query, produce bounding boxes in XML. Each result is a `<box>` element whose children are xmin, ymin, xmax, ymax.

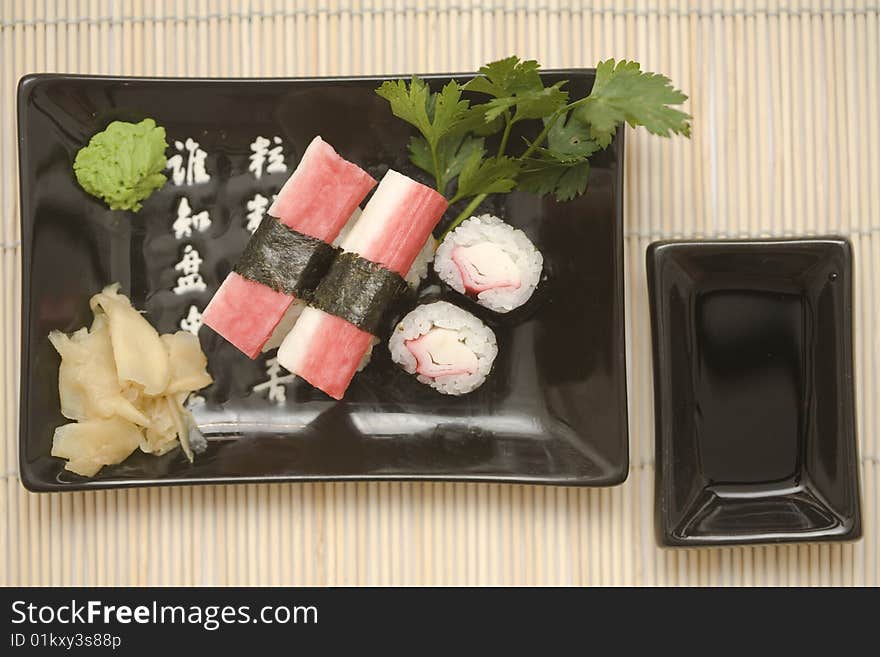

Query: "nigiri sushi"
<box><xmin>203</xmin><ymin>136</ymin><xmax>376</xmax><ymax>358</ymax></box>
<box><xmin>261</xmin><ymin>209</ymin><xmax>435</xmax><ymax>353</ymax></box>
<box><xmin>277</xmin><ymin>169</ymin><xmax>448</xmax><ymax>399</ymax></box>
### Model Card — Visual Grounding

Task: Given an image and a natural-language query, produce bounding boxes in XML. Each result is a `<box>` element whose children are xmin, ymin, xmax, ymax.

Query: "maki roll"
<box><xmin>389</xmin><ymin>301</ymin><xmax>498</xmax><ymax>395</ymax></box>
<box><xmin>434</xmin><ymin>214</ymin><xmax>543</xmax><ymax>313</ymax></box>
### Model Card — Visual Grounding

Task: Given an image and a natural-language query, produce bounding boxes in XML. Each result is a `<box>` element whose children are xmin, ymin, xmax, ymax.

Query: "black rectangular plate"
<box><xmin>19</xmin><ymin>71</ymin><xmax>628</xmax><ymax>491</ymax></box>
<box><xmin>647</xmin><ymin>238</ymin><xmax>861</xmax><ymax>546</ymax></box>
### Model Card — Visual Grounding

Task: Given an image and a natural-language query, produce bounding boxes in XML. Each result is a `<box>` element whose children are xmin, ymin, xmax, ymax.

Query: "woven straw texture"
<box><xmin>1</xmin><ymin>0</ymin><xmax>877</xmax><ymax>586</ymax></box>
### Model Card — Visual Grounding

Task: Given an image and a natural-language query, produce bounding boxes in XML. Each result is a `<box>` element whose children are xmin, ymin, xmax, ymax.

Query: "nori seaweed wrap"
<box><xmin>233</xmin><ymin>215</ymin><xmax>337</xmax><ymax>298</ymax></box>
<box><xmin>311</xmin><ymin>251</ymin><xmax>408</xmax><ymax>335</ymax></box>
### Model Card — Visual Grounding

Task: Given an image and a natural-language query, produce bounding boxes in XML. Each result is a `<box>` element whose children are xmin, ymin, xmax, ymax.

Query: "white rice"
<box><xmin>434</xmin><ymin>214</ymin><xmax>543</xmax><ymax>313</ymax></box>
<box><xmin>262</xmin><ymin>299</ymin><xmax>306</xmax><ymax>352</ymax></box>
<box><xmin>389</xmin><ymin>301</ymin><xmax>498</xmax><ymax>395</ymax></box>
<box><xmin>330</xmin><ymin>207</ymin><xmax>361</xmax><ymax>248</ymax></box>
<box><xmin>359</xmin><ymin>336</ymin><xmax>380</xmax><ymax>372</ymax></box>
<box><xmin>404</xmin><ymin>235</ymin><xmax>436</xmax><ymax>288</ymax></box>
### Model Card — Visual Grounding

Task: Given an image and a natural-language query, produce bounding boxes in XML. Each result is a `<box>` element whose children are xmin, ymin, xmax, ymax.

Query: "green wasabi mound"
<box><xmin>73</xmin><ymin>118</ymin><xmax>168</xmax><ymax>212</ymax></box>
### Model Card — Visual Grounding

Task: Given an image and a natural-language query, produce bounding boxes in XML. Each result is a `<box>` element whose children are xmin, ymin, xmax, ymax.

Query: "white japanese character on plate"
<box><xmin>249</xmin><ymin>135</ymin><xmax>287</xmax><ymax>179</ymax></box>
<box><xmin>252</xmin><ymin>357</ymin><xmax>296</xmax><ymax>403</ymax></box>
<box><xmin>167</xmin><ymin>138</ymin><xmax>211</xmax><ymax>186</ymax></box>
<box><xmin>172</xmin><ymin>197</ymin><xmax>211</xmax><ymax>239</ymax></box>
<box><xmin>173</xmin><ymin>245</ymin><xmax>207</xmax><ymax>294</ymax></box>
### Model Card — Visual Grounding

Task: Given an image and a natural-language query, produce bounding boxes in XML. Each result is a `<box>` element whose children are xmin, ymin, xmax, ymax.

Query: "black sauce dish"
<box><xmin>647</xmin><ymin>238</ymin><xmax>861</xmax><ymax>547</ymax></box>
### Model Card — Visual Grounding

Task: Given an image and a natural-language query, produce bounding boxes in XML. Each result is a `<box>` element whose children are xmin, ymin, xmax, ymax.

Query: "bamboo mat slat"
<box><xmin>0</xmin><ymin>0</ymin><xmax>877</xmax><ymax>586</ymax></box>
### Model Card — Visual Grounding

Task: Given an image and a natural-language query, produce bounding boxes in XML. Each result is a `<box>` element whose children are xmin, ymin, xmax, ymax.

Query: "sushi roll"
<box><xmin>389</xmin><ymin>301</ymin><xmax>498</xmax><ymax>395</ymax></box>
<box><xmin>434</xmin><ymin>214</ymin><xmax>543</xmax><ymax>313</ymax></box>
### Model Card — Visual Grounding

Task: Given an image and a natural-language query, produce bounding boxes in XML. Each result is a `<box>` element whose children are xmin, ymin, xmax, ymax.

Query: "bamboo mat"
<box><xmin>1</xmin><ymin>0</ymin><xmax>878</xmax><ymax>586</ymax></box>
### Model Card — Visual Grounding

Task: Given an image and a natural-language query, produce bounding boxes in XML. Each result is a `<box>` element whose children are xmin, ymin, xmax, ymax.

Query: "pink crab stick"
<box><xmin>450</xmin><ymin>243</ymin><xmax>522</xmax><ymax>294</ymax></box>
<box><xmin>405</xmin><ymin>327</ymin><xmax>479</xmax><ymax>378</ymax></box>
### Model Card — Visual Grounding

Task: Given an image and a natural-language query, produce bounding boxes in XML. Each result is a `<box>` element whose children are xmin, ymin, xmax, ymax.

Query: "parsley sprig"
<box><xmin>376</xmin><ymin>56</ymin><xmax>690</xmax><ymax>238</ymax></box>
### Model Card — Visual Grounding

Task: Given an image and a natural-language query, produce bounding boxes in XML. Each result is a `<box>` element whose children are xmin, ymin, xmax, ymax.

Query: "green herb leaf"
<box><xmin>517</xmin><ymin>142</ymin><xmax>593</xmax><ymax>202</ymax></box>
<box><xmin>546</xmin><ymin>112</ymin><xmax>600</xmax><ymax>158</ymax></box>
<box><xmin>376</xmin><ymin>78</ymin><xmax>473</xmax><ymax>190</ymax></box>
<box><xmin>462</xmin><ymin>75</ymin><xmax>505</xmax><ymax>99</ymax></box>
<box><xmin>469</xmin><ymin>57</ymin><xmax>567</xmax><ymax>125</ymax></box>
<box><xmin>509</xmin><ymin>82</ymin><xmax>569</xmax><ymax>121</ymax></box>
<box><xmin>442</xmin><ymin>136</ymin><xmax>486</xmax><ymax>188</ymax></box>
<box><xmin>463</xmin><ymin>55</ymin><xmax>543</xmax><ymax>97</ymax></box>
<box><xmin>376</xmin><ymin>55</ymin><xmax>691</xmax><ymax>235</ymax></box>
<box><xmin>375</xmin><ymin>77</ymin><xmax>471</xmax><ymax>143</ymax></box>
<box><xmin>407</xmin><ymin>135</ymin><xmax>434</xmax><ymax>178</ymax></box>
<box><xmin>453</xmin><ymin>153</ymin><xmax>520</xmax><ymax>203</ymax></box>
<box><xmin>409</xmin><ymin>134</ymin><xmax>487</xmax><ymax>196</ymax></box>
<box><xmin>572</xmin><ymin>58</ymin><xmax>691</xmax><ymax>148</ymax></box>
<box><xmin>456</xmin><ymin>104</ymin><xmax>505</xmax><ymax>136</ymax></box>
<box><xmin>483</xmin><ymin>96</ymin><xmax>517</xmax><ymax>123</ymax></box>
<box><xmin>375</xmin><ymin>77</ymin><xmax>433</xmax><ymax>137</ymax></box>
<box><xmin>553</xmin><ymin>161</ymin><xmax>592</xmax><ymax>201</ymax></box>
<box><xmin>518</xmin><ymin>154</ymin><xmax>591</xmax><ymax>202</ymax></box>
<box><xmin>430</xmin><ymin>80</ymin><xmax>471</xmax><ymax>141</ymax></box>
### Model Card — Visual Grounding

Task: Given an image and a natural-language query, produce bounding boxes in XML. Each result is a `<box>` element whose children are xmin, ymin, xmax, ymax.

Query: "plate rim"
<box><xmin>18</xmin><ymin>69</ymin><xmax>629</xmax><ymax>492</ymax></box>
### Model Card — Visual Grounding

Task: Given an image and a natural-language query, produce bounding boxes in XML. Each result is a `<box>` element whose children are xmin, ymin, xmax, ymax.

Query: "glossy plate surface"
<box><xmin>19</xmin><ymin>72</ymin><xmax>628</xmax><ymax>491</ymax></box>
<box><xmin>647</xmin><ymin>239</ymin><xmax>861</xmax><ymax>546</ymax></box>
